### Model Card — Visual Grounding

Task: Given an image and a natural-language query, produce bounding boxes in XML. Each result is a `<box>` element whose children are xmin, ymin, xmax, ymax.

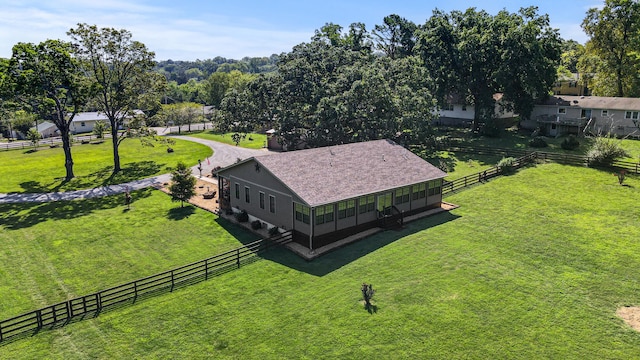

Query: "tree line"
<box><xmin>1</xmin><ymin>1</ymin><xmax>639</xmax><ymax>181</ymax></box>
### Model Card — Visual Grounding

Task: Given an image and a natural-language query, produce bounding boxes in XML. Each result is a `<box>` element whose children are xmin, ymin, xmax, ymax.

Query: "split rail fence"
<box><xmin>441</xmin><ymin>146</ymin><xmax>639</xmax><ymax>195</ymax></box>
<box><xmin>0</xmin><ymin>230</ymin><xmax>292</xmax><ymax>343</ymax></box>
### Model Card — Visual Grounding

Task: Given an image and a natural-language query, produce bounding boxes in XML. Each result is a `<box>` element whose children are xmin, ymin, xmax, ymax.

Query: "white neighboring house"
<box><xmin>70</xmin><ymin>110</ymin><xmax>144</xmax><ymax>134</ymax></box>
<box><xmin>522</xmin><ymin>95</ymin><xmax>640</xmax><ymax>138</ymax></box>
<box><xmin>35</xmin><ymin>121</ymin><xmax>59</xmax><ymax>138</ymax></box>
<box><xmin>435</xmin><ymin>93</ymin><xmax>517</xmax><ymax>126</ymax></box>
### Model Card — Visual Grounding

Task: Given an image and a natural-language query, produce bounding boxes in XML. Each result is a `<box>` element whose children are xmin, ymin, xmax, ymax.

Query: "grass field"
<box><xmin>188</xmin><ymin>132</ymin><xmax>268</xmax><ymax>149</ymax></box>
<box><xmin>0</xmin><ymin>189</ymin><xmax>259</xmax><ymax>319</ymax></box>
<box><xmin>1</xmin><ymin>163</ymin><xmax>639</xmax><ymax>358</ymax></box>
<box><xmin>0</xmin><ymin>139</ymin><xmax>212</xmax><ymax>193</ymax></box>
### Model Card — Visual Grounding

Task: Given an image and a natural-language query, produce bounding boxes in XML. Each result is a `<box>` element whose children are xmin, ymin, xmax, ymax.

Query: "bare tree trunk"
<box><xmin>60</xmin><ymin>129</ymin><xmax>74</xmax><ymax>180</ymax></box>
<box><xmin>111</xmin><ymin>124</ymin><xmax>121</xmax><ymax>173</ymax></box>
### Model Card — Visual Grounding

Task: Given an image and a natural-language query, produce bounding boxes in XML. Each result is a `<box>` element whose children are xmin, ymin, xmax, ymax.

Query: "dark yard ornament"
<box><xmin>124</xmin><ymin>187</ymin><xmax>132</xmax><ymax>210</ymax></box>
<box><xmin>361</xmin><ymin>283</ymin><xmax>375</xmax><ymax>310</ymax></box>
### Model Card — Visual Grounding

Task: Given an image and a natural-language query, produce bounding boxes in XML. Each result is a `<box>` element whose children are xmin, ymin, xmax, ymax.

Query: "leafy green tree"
<box><xmin>582</xmin><ymin>0</ymin><xmax>640</xmax><ymax>97</ymax></box>
<box><xmin>68</xmin><ymin>23</ymin><xmax>164</xmax><ymax>173</ymax></box>
<box><xmin>373</xmin><ymin>14</ymin><xmax>418</xmax><ymax>59</ymax></box>
<box><xmin>169</xmin><ymin>161</ymin><xmax>196</xmax><ymax>208</ymax></box>
<box><xmin>7</xmin><ymin>40</ymin><xmax>91</xmax><ymax>179</ymax></box>
<box><xmin>92</xmin><ymin>120</ymin><xmax>108</xmax><ymax>138</ymax></box>
<box><xmin>154</xmin><ymin>102</ymin><xmax>203</xmax><ymax>134</ymax></box>
<box><xmin>416</xmin><ymin>7</ymin><xmax>561</xmax><ymax>130</ymax></box>
<box><xmin>10</xmin><ymin>110</ymin><xmax>36</xmax><ymax>135</ymax></box>
<box><xmin>26</xmin><ymin>128</ymin><xmax>40</xmax><ymax>149</ymax></box>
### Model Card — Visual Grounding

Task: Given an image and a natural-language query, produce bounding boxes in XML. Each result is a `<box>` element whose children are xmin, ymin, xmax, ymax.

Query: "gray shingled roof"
<box><xmin>539</xmin><ymin>95</ymin><xmax>640</xmax><ymax>110</ymax></box>
<box><xmin>252</xmin><ymin>139</ymin><xmax>447</xmax><ymax>207</ymax></box>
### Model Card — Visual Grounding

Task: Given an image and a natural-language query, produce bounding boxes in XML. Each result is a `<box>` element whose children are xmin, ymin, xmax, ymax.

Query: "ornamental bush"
<box><xmin>235</xmin><ymin>210</ymin><xmax>249</xmax><ymax>223</ymax></box>
<box><xmin>586</xmin><ymin>136</ymin><xmax>629</xmax><ymax>166</ymax></box>
<box><xmin>561</xmin><ymin>135</ymin><xmax>580</xmax><ymax>150</ymax></box>
<box><xmin>497</xmin><ymin>157</ymin><xmax>516</xmax><ymax>174</ymax></box>
<box><xmin>529</xmin><ymin>136</ymin><xmax>548</xmax><ymax>148</ymax></box>
<box><xmin>251</xmin><ymin>220</ymin><xmax>262</xmax><ymax>230</ymax></box>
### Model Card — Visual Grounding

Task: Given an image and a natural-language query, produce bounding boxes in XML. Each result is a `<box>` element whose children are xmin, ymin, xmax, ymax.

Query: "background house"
<box><xmin>216</xmin><ymin>139</ymin><xmax>447</xmax><ymax>250</ymax></box>
<box><xmin>523</xmin><ymin>95</ymin><xmax>640</xmax><ymax>137</ymax></box>
<box><xmin>70</xmin><ymin>110</ymin><xmax>143</xmax><ymax>134</ymax></box>
<box><xmin>35</xmin><ymin>121</ymin><xmax>58</xmax><ymax>138</ymax></box>
<box><xmin>436</xmin><ymin>93</ymin><xmax>517</xmax><ymax>127</ymax></box>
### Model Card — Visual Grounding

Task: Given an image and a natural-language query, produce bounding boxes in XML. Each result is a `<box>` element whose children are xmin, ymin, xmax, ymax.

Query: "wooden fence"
<box><xmin>0</xmin><ymin>230</ymin><xmax>292</xmax><ymax>343</ymax></box>
<box><xmin>441</xmin><ymin>146</ymin><xmax>640</xmax><ymax>195</ymax></box>
<box><xmin>0</xmin><ymin>134</ymin><xmax>112</xmax><ymax>151</ymax></box>
<box><xmin>442</xmin><ymin>152</ymin><xmax>537</xmax><ymax>195</ymax></box>
<box><xmin>444</xmin><ymin>145</ymin><xmax>640</xmax><ymax>174</ymax></box>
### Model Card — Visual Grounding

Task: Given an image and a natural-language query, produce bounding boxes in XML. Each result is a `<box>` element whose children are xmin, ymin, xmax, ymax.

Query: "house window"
<box><xmin>558</xmin><ymin>108</ymin><xmax>566</xmax><ymax>114</ymax></box>
<box><xmin>377</xmin><ymin>192</ymin><xmax>393</xmax><ymax>214</ymax></box>
<box><xmin>428</xmin><ymin>179</ymin><xmax>442</xmax><ymax>196</ymax></box>
<box><xmin>295</xmin><ymin>203</ymin><xmax>310</xmax><ymax>224</ymax></box>
<box><xmin>315</xmin><ymin>204</ymin><xmax>334</xmax><ymax>225</ymax></box>
<box><xmin>601</xmin><ymin>110</ymin><xmax>609</xmax><ymax>117</ymax></box>
<box><xmin>80</xmin><ymin>122</ymin><xmax>86</xmax><ymax>127</ymax></box>
<box><xmin>244</xmin><ymin>186</ymin><xmax>250</xmax><ymax>203</ymax></box>
<box><xmin>269</xmin><ymin>195</ymin><xmax>276</xmax><ymax>213</ymax></box>
<box><xmin>412</xmin><ymin>183</ymin><xmax>426</xmax><ymax>200</ymax></box>
<box><xmin>625</xmin><ymin>111</ymin><xmax>639</xmax><ymax>120</ymax></box>
<box><xmin>235</xmin><ymin>184</ymin><xmax>240</xmax><ymax>199</ymax></box>
<box><xmin>395</xmin><ymin>186</ymin><xmax>410</xmax><ymax>204</ymax></box>
<box><xmin>338</xmin><ymin>199</ymin><xmax>356</xmax><ymax>219</ymax></box>
<box><xmin>462</xmin><ymin>105</ymin><xmax>467</xmax><ymax>111</ymax></box>
<box><xmin>443</xmin><ymin>104</ymin><xmax>454</xmax><ymax>111</ymax></box>
<box><xmin>359</xmin><ymin>195</ymin><xmax>375</xmax><ymax>214</ymax></box>
<box><xmin>259</xmin><ymin>192</ymin><xmax>265</xmax><ymax>209</ymax></box>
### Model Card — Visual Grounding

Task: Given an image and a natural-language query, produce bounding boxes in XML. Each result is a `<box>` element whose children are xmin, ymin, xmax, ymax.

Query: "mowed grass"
<box><xmin>1</xmin><ymin>164</ymin><xmax>640</xmax><ymax>359</ymax></box>
<box><xmin>0</xmin><ymin>138</ymin><xmax>212</xmax><ymax>193</ymax></box>
<box><xmin>188</xmin><ymin>131</ymin><xmax>267</xmax><ymax>149</ymax></box>
<box><xmin>0</xmin><ymin>189</ymin><xmax>259</xmax><ymax>319</ymax></box>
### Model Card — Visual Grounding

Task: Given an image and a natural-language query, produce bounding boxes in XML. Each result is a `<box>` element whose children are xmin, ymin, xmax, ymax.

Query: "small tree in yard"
<box><xmin>93</xmin><ymin>120</ymin><xmax>108</xmax><ymax>139</ymax></box>
<box><xmin>26</xmin><ymin>128</ymin><xmax>40</xmax><ymax>149</ymax></box>
<box><xmin>169</xmin><ymin>161</ymin><xmax>196</xmax><ymax>208</ymax></box>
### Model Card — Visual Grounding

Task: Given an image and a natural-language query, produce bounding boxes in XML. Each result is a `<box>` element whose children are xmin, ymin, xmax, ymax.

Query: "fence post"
<box><xmin>0</xmin><ymin>321</ymin><xmax>3</xmax><ymax>342</ymax></box>
<box><xmin>134</xmin><ymin>282</ymin><xmax>138</xmax><ymax>300</ymax></box>
<box><xmin>66</xmin><ymin>301</ymin><xmax>72</xmax><ymax>321</ymax></box>
<box><xmin>205</xmin><ymin>259</ymin><xmax>209</xmax><ymax>280</ymax></box>
<box><xmin>36</xmin><ymin>309</ymin><xmax>43</xmax><ymax>329</ymax></box>
<box><xmin>96</xmin><ymin>293</ymin><xmax>102</xmax><ymax>312</ymax></box>
<box><xmin>237</xmin><ymin>249</ymin><xmax>241</xmax><ymax>268</ymax></box>
<box><xmin>171</xmin><ymin>271</ymin><xmax>175</xmax><ymax>292</ymax></box>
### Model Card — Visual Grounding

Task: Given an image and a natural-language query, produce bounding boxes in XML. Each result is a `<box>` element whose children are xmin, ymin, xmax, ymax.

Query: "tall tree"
<box><xmin>68</xmin><ymin>23</ymin><xmax>163</xmax><ymax>173</ymax></box>
<box><xmin>582</xmin><ymin>0</ymin><xmax>640</xmax><ymax>97</ymax></box>
<box><xmin>373</xmin><ymin>14</ymin><xmax>418</xmax><ymax>59</ymax></box>
<box><xmin>7</xmin><ymin>40</ymin><xmax>90</xmax><ymax>180</ymax></box>
<box><xmin>416</xmin><ymin>7</ymin><xmax>561</xmax><ymax>130</ymax></box>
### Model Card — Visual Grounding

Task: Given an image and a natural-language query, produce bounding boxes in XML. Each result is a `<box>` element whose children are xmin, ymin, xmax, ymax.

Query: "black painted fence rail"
<box><xmin>441</xmin><ymin>146</ymin><xmax>639</xmax><ymax>195</ymax></box>
<box><xmin>0</xmin><ymin>230</ymin><xmax>292</xmax><ymax>343</ymax></box>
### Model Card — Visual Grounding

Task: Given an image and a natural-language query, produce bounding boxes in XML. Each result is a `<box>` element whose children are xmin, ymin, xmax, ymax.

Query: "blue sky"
<box><xmin>0</xmin><ymin>0</ymin><xmax>603</xmax><ymax>61</ymax></box>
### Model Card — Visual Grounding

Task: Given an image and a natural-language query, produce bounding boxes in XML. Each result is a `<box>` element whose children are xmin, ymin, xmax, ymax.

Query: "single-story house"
<box><xmin>34</xmin><ymin>121</ymin><xmax>59</xmax><ymax>138</ymax></box>
<box><xmin>436</xmin><ymin>93</ymin><xmax>517</xmax><ymax>127</ymax></box>
<box><xmin>70</xmin><ymin>110</ymin><xmax>144</xmax><ymax>134</ymax></box>
<box><xmin>522</xmin><ymin>95</ymin><xmax>640</xmax><ymax>137</ymax></box>
<box><xmin>216</xmin><ymin>139</ymin><xmax>447</xmax><ymax>250</ymax></box>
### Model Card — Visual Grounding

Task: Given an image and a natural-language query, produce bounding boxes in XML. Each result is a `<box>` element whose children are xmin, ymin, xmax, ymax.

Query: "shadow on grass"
<box><xmin>167</xmin><ymin>205</ymin><xmax>196</xmax><ymax>220</ymax></box>
<box><xmin>214</xmin><ymin>216</ymin><xmax>262</xmax><ymax>246</ymax></box>
<box><xmin>0</xmin><ymin>188</ymin><xmax>154</xmax><ymax>230</ymax></box>
<box><xmin>17</xmin><ymin>161</ymin><xmax>165</xmax><ymax>193</ymax></box>
<box><xmin>261</xmin><ymin>211</ymin><xmax>461</xmax><ymax>277</ymax></box>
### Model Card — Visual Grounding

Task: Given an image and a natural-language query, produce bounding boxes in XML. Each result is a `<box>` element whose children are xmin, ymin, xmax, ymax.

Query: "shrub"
<box><xmin>268</xmin><ymin>226</ymin><xmax>280</xmax><ymax>236</ymax></box>
<box><xmin>586</xmin><ymin>136</ymin><xmax>629</xmax><ymax>166</ymax></box>
<box><xmin>561</xmin><ymin>135</ymin><xmax>580</xmax><ymax>150</ymax></box>
<box><xmin>529</xmin><ymin>136</ymin><xmax>548</xmax><ymax>148</ymax></box>
<box><xmin>235</xmin><ymin>210</ymin><xmax>249</xmax><ymax>223</ymax></box>
<box><xmin>251</xmin><ymin>220</ymin><xmax>262</xmax><ymax>230</ymax></box>
<box><xmin>497</xmin><ymin>157</ymin><xmax>516</xmax><ymax>174</ymax></box>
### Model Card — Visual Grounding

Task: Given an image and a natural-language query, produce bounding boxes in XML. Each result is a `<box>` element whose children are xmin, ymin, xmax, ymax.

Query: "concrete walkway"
<box><xmin>0</xmin><ymin>136</ymin><xmax>269</xmax><ymax>204</ymax></box>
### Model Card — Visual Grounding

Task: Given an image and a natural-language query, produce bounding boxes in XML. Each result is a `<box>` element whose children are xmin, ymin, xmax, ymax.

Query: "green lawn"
<box><xmin>0</xmin><ymin>189</ymin><xmax>258</xmax><ymax>319</ymax></box>
<box><xmin>188</xmin><ymin>131</ymin><xmax>268</xmax><ymax>149</ymax></box>
<box><xmin>1</xmin><ymin>164</ymin><xmax>639</xmax><ymax>358</ymax></box>
<box><xmin>0</xmin><ymin>138</ymin><xmax>212</xmax><ymax>193</ymax></box>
